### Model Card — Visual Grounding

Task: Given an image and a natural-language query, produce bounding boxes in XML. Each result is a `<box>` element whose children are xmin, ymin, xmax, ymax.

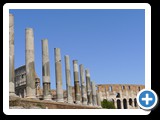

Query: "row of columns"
<box><xmin>9</xmin><ymin>14</ymin><xmax>101</xmax><ymax>107</ymax></box>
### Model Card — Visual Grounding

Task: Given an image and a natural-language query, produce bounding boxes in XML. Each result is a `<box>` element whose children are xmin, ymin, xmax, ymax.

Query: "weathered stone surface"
<box><xmin>91</xmin><ymin>81</ymin><xmax>97</xmax><ymax>106</ymax></box>
<box><xmin>73</xmin><ymin>60</ymin><xmax>81</xmax><ymax>104</ymax></box>
<box><xmin>54</xmin><ymin>48</ymin><xmax>64</xmax><ymax>102</ymax></box>
<box><xmin>96</xmin><ymin>92</ymin><xmax>101</xmax><ymax>108</ymax></box>
<box><xmin>9</xmin><ymin>97</ymin><xmax>100</xmax><ymax>109</ymax></box>
<box><xmin>9</xmin><ymin>14</ymin><xmax>17</xmax><ymax>96</ymax></box>
<box><xmin>79</xmin><ymin>64</ymin><xmax>87</xmax><ymax>105</ymax></box>
<box><xmin>25</xmin><ymin>28</ymin><xmax>36</xmax><ymax>98</ymax></box>
<box><xmin>97</xmin><ymin>84</ymin><xmax>145</xmax><ymax>109</ymax></box>
<box><xmin>85</xmin><ymin>69</ymin><xmax>92</xmax><ymax>106</ymax></box>
<box><xmin>65</xmin><ymin>55</ymin><xmax>73</xmax><ymax>103</ymax></box>
<box><xmin>42</xmin><ymin>39</ymin><xmax>51</xmax><ymax>100</ymax></box>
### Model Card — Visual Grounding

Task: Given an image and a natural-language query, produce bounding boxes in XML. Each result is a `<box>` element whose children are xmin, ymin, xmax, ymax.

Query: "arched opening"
<box><xmin>117</xmin><ymin>99</ymin><xmax>121</xmax><ymax>109</ymax></box>
<box><xmin>123</xmin><ymin>99</ymin><xmax>127</xmax><ymax>109</ymax></box>
<box><xmin>116</xmin><ymin>93</ymin><xmax>120</xmax><ymax>98</ymax></box>
<box><xmin>138</xmin><ymin>86</ymin><xmax>141</xmax><ymax>91</ymax></box>
<box><xmin>122</xmin><ymin>85</ymin><xmax>125</xmax><ymax>90</ymax></box>
<box><xmin>134</xmin><ymin>98</ymin><xmax>137</xmax><ymax>107</ymax></box>
<box><xmin>109</xmin><ymin>86</ymin><xmax>112</xmax><ymax>92</ymax></box>
<box><xmin>129</xmin><ymin>98</ymin><xmax>133</xmax><ymax>107</ymax></box>
<box><xmin>128</xmin><ymin>86</ymin><xmax>130</xmax><ymax>90</ymax></box>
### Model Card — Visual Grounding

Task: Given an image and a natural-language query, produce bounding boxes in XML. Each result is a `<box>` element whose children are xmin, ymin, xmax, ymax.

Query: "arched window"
<box><xmin>138</xmin><ymin>86</ymin><xmax>141</xmax><ymax>91</ymax></box>
<box><xmin>123</xmin><ymin>99</ymin><xmax>128</xmax><ymax>109</ymax></box>
<box><xmin>129</xmin><ymin>98</ymin><xmax>133</xmax><ymax>107</ymax></box>
<box><xmin>116</xmin><ymin>93</ymin><xmax>120</xmax><ymax>98</ymax></box>
<box><xmin>128</xmin><ymin>86</ymin><xmax>130</xmax><ymax>90</ymax></box>
<box><xmin>134</xmin><ymin>98</ymin><xmax>137</xmax><ymax>107</ymax></box>
<box><xmin>109</xmin><ymin>86</ymin><xmax>112</xmax><ymax>92</ymax></box>
<box><xmin>117</xmin><ymin>99</ymin><xmax>121</xmax><ymax>109</ymax></box>
<box><xmin>122</xmin><ymin>85</ymin><xmax>125</xmax><ymax>90</ymax></box>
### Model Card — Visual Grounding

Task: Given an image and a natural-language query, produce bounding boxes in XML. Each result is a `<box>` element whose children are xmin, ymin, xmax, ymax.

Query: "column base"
<box><xmin>57</xmin><ymin>99</ymin><xmax>64</xmax><ymax>102</ymax></box>
<box><xmin>9</xmin><ymin>92</ymin><xmax>19</xmax><ymax>97</ymax></box>
<box><xmin>43</xmin><ymin>95</ymin><xmax>52</xmax><ymax>100</ymax></box>
<box><xmin>82</xmin><ymin>101</ymin><xmax>87</xmax><ymax>105</ymax></box>
<box><xmin>88</xmin><ymin>103</ymin><xmax>93</xmax><ymax>106</ymax></box>
<box><xmin>26</xmin><ymin>96</ymin><xmax>37</xmax><ymax>99</ymax></box>
<box><xmin>75</xmin><ymin>101</ymin><xmax>81</xmax><ymax>105</ymax></box>
<box><xmin>67</xmin><ymin>100</ymin><xmax>73</xmax><ymax>104</ymax></box>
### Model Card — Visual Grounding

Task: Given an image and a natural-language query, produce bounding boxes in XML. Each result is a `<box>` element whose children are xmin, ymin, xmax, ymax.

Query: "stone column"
<box><xmin>42</xmin><ymin>39</ymin><xmax>52</xmax><ymax>100</ymax></box>
<box><xmin>25</xmin><ymin>28</ymin><xmax>36</xmax><ymax>98</ymax></box>
<box><xmin>114</xmin><ymin>100</ymin><xmax>117</xmax><ymax>108</ymax></box>
<box><xmin>54</xmin><ymin>48</ymin><xmax>64</xmax><ymax>102</ymax></box>
<box><xmin>85</xmin><ymin>69</ymin><xmax>92</xmax><ymax>106</ymax></box>
<box><xmin>9</xmin><ymin>14</ymin><xmax>16</xmax><ymax>96</ymax></box>
<box><xmin>64</xmin><ymin>55</ymin><xmax>73</xmax><ymax>103</ymax></box>
<box><xmin>79</xmin><ymin>64</ymin><xmax>87</xmax><ymax>105</ymax></box>
<box><xmin>91</xmin><ymin>81</ymin><xmax>97</xmax><ymax>106</ymax></box>
<box><xmin>73</xmin><ymin>60</ymin><xmax>81</xmax><ymax>104</ymax></box>
<box><xmin>96</xmin><ymin>92</ymin><xmax>101</xmax><ymax>108</ymax></box>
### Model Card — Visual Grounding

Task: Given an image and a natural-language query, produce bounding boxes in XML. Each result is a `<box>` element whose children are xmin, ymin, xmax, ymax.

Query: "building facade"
<box><xmin>97</xmin><ymin>84</ymin><xmax>145</xmax><ymax>109</ymax></box>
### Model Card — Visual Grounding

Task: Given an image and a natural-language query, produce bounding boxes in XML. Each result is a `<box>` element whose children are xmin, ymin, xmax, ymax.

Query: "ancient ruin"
<box><xmin>97</xmin><ymin>84</ymin><xmax>144</xmax><ymax>109</ymax></box>
<box><xmin>9</xmin><ymin>13</ymin><xmax>144</xmax><ymax>109</ymax></box>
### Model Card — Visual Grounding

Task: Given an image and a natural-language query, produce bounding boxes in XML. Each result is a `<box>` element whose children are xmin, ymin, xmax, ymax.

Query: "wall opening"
<box><xmin>128</xmin><ymin>86</ymin><xmax>130</xmax><ymax>90</ymax></box>
<box><xmin>123</xmin><ymin>99</ymin><xmax>127</xmax><ymax>109</ymax></box>
<box><xmin>122</xmin><ymin>85</ymin><xmax>125</xmax><ymax>90</ymax></box>
<box><xmin>129</xmin><ymin>98</ymin><xmax>133</xmax><ymax>107</ymax></box>
<box><xmin>116</xmin><ymin>93</ymin><xmax>120</xmax><ymax>98</ymax></box>
<box><xmin>109</xmin><ymin>86</ymin><xmax>112</xmax><ymax>92</ymax></box>
<box><xmin>138</xmin><ymin>86</ymin><xmax>141</xmax><ymax>91</ymax></box>
<box><xmin>117</xmin><ymin>99</ymin><xmax>121</xmax><ymax>109</ymax></box>
<box><xmin>134</xmin><ymin>98</ymin><xmax>137</xmax><ymax>107</ymax></box>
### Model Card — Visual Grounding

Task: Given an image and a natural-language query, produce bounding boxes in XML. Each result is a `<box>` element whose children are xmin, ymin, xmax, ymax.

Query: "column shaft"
<box><xmin>91</xmin><ymin>81</ymin><xmax>97</xmax><ymax>106</ymax></box>
<box><xmin>25</xmin><ymin>28</ymin><xmax>36</xmax><ymax>98</ymax></box>
<box><xmin>85</xmin><ymin>69</ymin><xmax>92</xmax><ymax>106</ymax></box>
<box><xmin>65</xmin><ymin>55</ymin><xmax>73</xmax><ymax>103</ymax></box>
<box><xmin>54</xmin><ymin>48</ymin><xmax>64</xmax><ymax>102</ymax></box>
<box><xmin>96</xmin><ymin>92</ymin><xmax>101</xmax><ymax>108</ymax></box>
<box><xmin>9</xmin><ymin>14</ymin><xmax>16</xmax><ymax>96</ymax></box>
<box><xmin>73</xmin><ymin>60</ymin><xmax>81</xmax><ymax>104</ymax></box>
<box><xmin>79</xmin><ymin>64</ymin><xmax>87</xmax><ymax>105</ymax></box>
<box><xmin>42</xmin><ymin>39</ymin><xmax>51</xmax><ymax>100</ymax></box>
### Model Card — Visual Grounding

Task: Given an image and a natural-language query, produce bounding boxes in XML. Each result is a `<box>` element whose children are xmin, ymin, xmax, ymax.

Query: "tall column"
<box><xmin>42</xmin><ymin>39</ymin><xmax>52</xmax><ymax>100</ymax></box>
<box><xmin>73</xmin><ymin>60</ymin><xmax>81</xmax><ymax>104</ymax></box>
<box><xmin>25</xmin><ymin>28</ymin><xmax>36</xmax><ymax>98</ymax></box>
<box><xmin>9</xmin><ymin>14</ymin><xmax>16</xmax><ymax>96</ymax></box>
<box><xmin>85</xmin><ymin>69</ymin><xmax>92</xmax><ymax>106</ymax></box>
<box><xmin>91</xmin><ymin>81</ymin><xmax>97</xmax><ymax>106</ymax></box>
<box><xmin>64</xmin><ymin>55</ymin><xmax>73</xmax><ymax>103</ymax></box>
<box><xmin>96</xmin><ymin>92</ymin><xmax>101</xmax><ymax>108</ymax></box>
<box><xmin>54</xmin><ymin>48</ymin><xmax>64</xmax><ymax>102</ymax></box>
<box><xmin>79</xmin><ymin>64</ymin><xmax>87</xmax><ymax>105</ymax></box>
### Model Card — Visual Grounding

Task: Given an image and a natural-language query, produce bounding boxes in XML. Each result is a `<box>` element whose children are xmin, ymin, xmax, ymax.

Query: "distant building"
<box><xmin>97</xmin><ymin>84</ymin><xmax>144</xmax><ymax>109</ymax></box>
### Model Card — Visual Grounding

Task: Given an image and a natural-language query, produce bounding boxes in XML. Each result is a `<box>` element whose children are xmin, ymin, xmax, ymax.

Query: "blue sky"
<box><xmin>10</xmin><ymin>9</ymin><xmax>145</xmax><ymax>89</ymax></box>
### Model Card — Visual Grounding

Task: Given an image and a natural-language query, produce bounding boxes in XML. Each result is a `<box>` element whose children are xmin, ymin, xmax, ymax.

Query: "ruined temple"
<box><xmin>9</xmin><ymin>13</ymin><xmax>144</xmax><ymax>109</ymax></box>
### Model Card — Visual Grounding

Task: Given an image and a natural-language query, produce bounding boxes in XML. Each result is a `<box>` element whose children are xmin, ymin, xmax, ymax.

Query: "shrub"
<box><xmin>101</xmin><ymin>99</ymin><xmax>115</xmax><ymax>109</ymax></box>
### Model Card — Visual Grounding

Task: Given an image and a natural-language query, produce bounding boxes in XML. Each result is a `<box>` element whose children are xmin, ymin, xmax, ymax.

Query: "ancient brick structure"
<box><xmin>97</xmin><ymin>84</ymin><xmax>144</xmax><ymax>109</ymax></box>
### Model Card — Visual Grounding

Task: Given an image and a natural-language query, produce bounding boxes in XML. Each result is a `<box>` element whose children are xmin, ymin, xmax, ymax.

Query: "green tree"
<box><xmin>101</xmin><ymin>99</ymin><xmax>116</xmax><ymax>109</ymax></box>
